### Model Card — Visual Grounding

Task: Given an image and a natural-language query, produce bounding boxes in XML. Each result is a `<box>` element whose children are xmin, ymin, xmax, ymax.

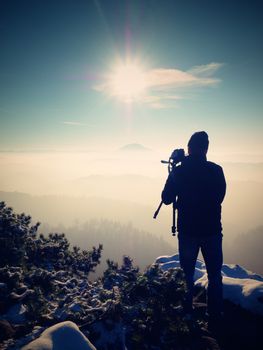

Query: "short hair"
<box><xmin>188</xmin><ymin>131</ymin><xmax>209</xmax><ymax>153</ymax></box>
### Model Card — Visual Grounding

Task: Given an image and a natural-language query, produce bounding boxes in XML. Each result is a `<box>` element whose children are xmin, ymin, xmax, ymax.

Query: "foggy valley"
<box><xmin>0</xmin><ymin>150</ymin><xmax>262</xmax><ymax>275</ymax></box>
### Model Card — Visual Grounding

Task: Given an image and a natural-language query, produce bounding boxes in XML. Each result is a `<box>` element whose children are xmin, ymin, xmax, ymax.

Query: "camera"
<box><xmin>161</xmin><ymin>148</ymin><xmax>185</xmax><ymax>173</ymax></box>
<box><xmin>170</xmin><ymin>148</ymin><xmax>185</xmax><ymax>164</ymax></box>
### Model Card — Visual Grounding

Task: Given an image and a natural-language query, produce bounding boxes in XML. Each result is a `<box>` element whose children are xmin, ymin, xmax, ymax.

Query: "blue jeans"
<box><xmin>178</xmin><ymin>233</ymin><xmax>223</xmax><ymax>318</ymax></box>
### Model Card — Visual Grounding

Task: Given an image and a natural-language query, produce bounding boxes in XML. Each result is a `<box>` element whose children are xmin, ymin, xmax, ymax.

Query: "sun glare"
<box><xmin>108</xmin><ymin>63</ymin><xmax>147</xmax><ymax>103</ymax></box>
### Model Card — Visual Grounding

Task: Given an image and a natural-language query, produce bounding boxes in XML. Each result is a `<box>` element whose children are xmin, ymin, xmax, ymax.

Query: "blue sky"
<box><xmin>0</xmin><ymin>0</ymin><xmax>262</xmax><ymax>158</ymax></box>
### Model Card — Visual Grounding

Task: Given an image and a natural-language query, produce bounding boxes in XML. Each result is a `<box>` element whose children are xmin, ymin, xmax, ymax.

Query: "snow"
<box><xmin>156</xmin><ymin>254</ymin><xmax>205</xmax><ymax>270</ymax></box>
<box><xmin>221</xmin><ymin>264</ymin><xmax>263</xmax><ymax>281</ymax></box>
<box><xmin>155</xmin><ymin>254</ymin><xmax>180</xmax><ymax>264</ymax></box>
<box><xmin>156</xmin><ymin>260</ymin><xmax>181</xmax><ymax>271</ymax></box>
<box><xmin>155</xmin><ymin>254</ymin><xmax>263</xmax><ymax>316</ymax></box>
<box><xmin>21</xmin><ymin>321</ymin><xmax>97</xmax><ymax>350</ymax></box>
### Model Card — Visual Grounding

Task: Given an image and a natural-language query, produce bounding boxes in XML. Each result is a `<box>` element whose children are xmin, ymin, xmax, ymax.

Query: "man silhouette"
<box><xmin>161</xmin><ymin>131</ymin><xmax>226</xmax><ymax>326</ymax></box>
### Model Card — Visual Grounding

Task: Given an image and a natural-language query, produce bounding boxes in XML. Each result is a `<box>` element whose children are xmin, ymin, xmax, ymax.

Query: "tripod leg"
<box><xmin>153</xmin><ymin>201</ymin><xmax>163</xmax><ymax>219</ymax></box>
<box><xmin>171</xmin><ymin>202</ymin><xmax>176</xmax><ymax>236</ymax></box>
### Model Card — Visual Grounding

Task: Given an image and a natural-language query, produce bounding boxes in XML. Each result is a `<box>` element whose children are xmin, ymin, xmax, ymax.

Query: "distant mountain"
<box><xmin>119</xmin><ymin>143</ymin><xmax>151</xmax><ymax>152</ymax></box>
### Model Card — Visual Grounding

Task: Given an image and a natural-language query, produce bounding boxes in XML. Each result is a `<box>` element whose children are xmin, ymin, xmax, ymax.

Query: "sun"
<box><xmin>107</xmin><ymin>62</ymin><xmax>147</xmax><ymax>103</ymax></box>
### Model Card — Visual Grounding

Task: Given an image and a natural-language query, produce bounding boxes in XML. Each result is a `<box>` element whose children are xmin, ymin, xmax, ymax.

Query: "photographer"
<box><xmin>161</xmin><ymin>131</ymin><xmax>226</xmax><ymax>328</ymax></box>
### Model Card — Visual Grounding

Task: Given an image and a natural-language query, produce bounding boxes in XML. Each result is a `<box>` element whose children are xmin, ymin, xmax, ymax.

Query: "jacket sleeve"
<box><xmin>161</xmin><ymin>169</ymin><xmax>179</xmax><ymax>205</ymax></box>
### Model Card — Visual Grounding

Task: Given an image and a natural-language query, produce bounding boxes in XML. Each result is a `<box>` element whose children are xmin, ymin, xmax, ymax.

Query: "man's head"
<box><xmin>188</xmin><ymin>131</ymin><xmax>209</xmax><ymax>155</ymax></box>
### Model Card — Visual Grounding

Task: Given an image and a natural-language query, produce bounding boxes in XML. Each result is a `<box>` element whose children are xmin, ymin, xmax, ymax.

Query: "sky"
<box><xmin>0</xmin><ymin>0</ymin><xmax>263</xmax><ymax>160</ymax></box>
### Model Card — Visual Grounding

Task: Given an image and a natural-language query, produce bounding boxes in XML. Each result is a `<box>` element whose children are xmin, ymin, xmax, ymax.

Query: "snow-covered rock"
<box><xmin>155</xmin><ymin>254</ymin><xmax>180</xmax><ymax>264</ymax></box>
<box><xmin>155</xmin><ymin>254</ymin><xmax>263</xmax><ymax>316</ymax></box>
<box><xmin>156</xmin><ymin>253</ymin><xmax>205</xmax><ymax>270</ymax></box>
<box><xmin>221</xmin><ymin>264</ymin><xmax>263</xmax><ymax>281</ymax></box>
<box><xmin>21</xmin><ymin>321</ymin><xmax>96</xmax><ymax>350</ymax></box>
<box><xmin>196</xmin><ymin>274</ymin><xmax>263</xmax><ymax>315</ymax></box>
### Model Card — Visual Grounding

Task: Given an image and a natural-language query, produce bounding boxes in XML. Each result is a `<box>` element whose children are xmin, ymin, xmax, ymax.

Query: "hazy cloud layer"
<box><xmin>188</xmin><ymin>62</ymin><xmax>223</xmax><ymax>76</ymax></box>
<box><xmin>62</xmin><ymin>121</ymin><xmax>94</xmax><ymax>126</ymax></box>
<box><xmin>95</xmin><ymin>62</ymin><xmax>222</xmax><ymax>108</ymax></box>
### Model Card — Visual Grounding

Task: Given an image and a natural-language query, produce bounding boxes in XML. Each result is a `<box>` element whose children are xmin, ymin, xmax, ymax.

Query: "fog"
<box><xmin>0</xmin><ymin>147</ymin><xmax>263</xmax><ymax>274</ymax></box>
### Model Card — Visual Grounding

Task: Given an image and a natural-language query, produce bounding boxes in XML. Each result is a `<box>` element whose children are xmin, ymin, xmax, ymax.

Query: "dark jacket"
<box><xmin>161</xmin><ymin>154</ymin><xmax>226</xmax><ymax>237</ymax></box>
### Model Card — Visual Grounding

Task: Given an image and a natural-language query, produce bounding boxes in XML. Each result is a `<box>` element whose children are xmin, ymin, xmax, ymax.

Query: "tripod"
<box><xmin>153</xmin><ymin>200</ymin><xmax>177</xmax><ymax>236</ymax></box>
<box><xmin>153</xmin><ymin>148</ymin><xmax>185</xmax><ymax>236</ymax></box>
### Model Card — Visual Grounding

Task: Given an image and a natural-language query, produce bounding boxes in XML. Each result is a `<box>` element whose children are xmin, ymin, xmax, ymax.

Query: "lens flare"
<box><xmin>108</xmin><ymin>62</ymin><xmax>147</xmax><ymax>103</ymax></box>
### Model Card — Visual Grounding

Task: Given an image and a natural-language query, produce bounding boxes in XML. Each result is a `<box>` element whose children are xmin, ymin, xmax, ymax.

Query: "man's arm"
<box><xmin>218</xmin><ymin>166</ymin><xmax>226</xmax><ymax>204</ymax></box>
<box><xmin>161</xmin><ymin>170</ymin><xmax>179</xmax><ymax>205</ymax></box>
